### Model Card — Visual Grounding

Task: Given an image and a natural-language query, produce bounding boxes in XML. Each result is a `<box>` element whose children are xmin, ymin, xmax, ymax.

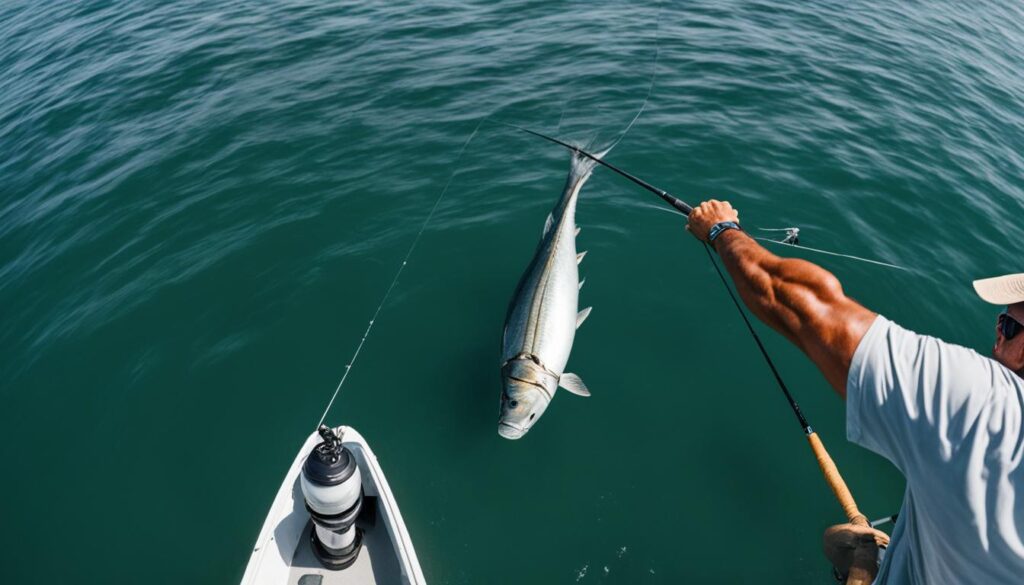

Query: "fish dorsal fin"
<box><xmin>578</xmin><ymin>277</ymin><xmax>586</xmax><ymax>291</ymax></box>
<box><xmin>576</xmin><ymin>250</ymin><xmax>587</xmax><ymax>264</ymax></box>
<box><xmin>543</xmin><ymin>213</ymin><xmax>554</xmax><ymax>236</ymax></box>
<box><xmin>559</xmin><ymin>373</ymin><xmax>590</xmax><ymax>397</ymax></box>
<box><xmin>575</xmin><ymin>226</ymin><xmax>581</xmax><ymax>237</ymax></box>
<box><xmin>576</xmin><ymin>306</ymin><xmax>592</xmax><ymax>328</ymax></box>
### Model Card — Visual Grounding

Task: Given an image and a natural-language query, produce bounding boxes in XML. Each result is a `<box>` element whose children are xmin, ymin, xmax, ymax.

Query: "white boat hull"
<box><xmin>241</xmin><ymin>427</ymin><xmax>426</xmax><ymax>585</ymax></box>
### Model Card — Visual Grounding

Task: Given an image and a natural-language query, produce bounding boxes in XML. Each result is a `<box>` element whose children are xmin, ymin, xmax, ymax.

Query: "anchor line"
<box><xmin>315</xmin><ymin>117</ymin><xmax>487</xmax><ymax>429</ymax></box>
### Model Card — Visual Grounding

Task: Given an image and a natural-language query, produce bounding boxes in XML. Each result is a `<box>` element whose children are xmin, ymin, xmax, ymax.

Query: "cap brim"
<box><xmin>973</xmin><ymin>273</ymin><xmax>1024</xmax><ymax>305</ymax></box>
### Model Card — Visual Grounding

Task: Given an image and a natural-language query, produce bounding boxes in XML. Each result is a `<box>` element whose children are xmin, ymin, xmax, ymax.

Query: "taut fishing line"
<box><xmin>545</xmin><ymin>1</ymin><xmax>661</xmax><ymax>155</ymax></box>
<box><xmin>511</xmin><ymin>132</ymin><xmax>876</xmax><ymax>526</ymax></box>
<box><xmin>756</xmin><ymin>235</ymin><xmax>909</xmax><ymax>271</ymax></box>
<box><xmin>635</xmin><ymin>202</ymin><xmax>908</xmax><ymax>271</ymax></box>
<box><xmin>317</xmin><ymin>0</ymin><xmax>663</xmax><ymax>428</ymax></box>
<box><xmin>315</xmin><ymin>116</ymin><xmax>489</xmax><ymax>428</ymax></box>
<box><xmin>600</xmin><ymin>0</ymin><xmax>661</xmax><ymax>154</ymax></box>
<box><xmin>701</xmin><ymin>242</ymin><xmax>811</xmax><ymax>431</ymax></box>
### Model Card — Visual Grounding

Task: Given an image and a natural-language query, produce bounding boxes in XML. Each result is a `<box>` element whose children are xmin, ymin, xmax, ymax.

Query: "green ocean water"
<box><xmin>3</xmin><ymin>1</ymin><xmax>1023</xmax><ymax>583</ymax></box>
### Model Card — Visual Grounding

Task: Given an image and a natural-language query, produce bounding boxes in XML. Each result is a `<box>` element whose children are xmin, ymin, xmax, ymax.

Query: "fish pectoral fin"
<box><xmin>576</xmin><ymin>306</ymin><xmax>592</xmax><ymax>328</ymax></box>
<box><xmin>576</xmin><ymin>250</ymin><xmax>587</xmax><ymax>264</ymax></box>
<box><xmin>578</xmin><ymin>277</ymin><xmax>586</xmax><ymax>291</ymax></box>
<box><xmin>559</xmin><ymin>373</ymin><xmax>591</xmax><ymax>397</ymax></box>
<box><xmin>543</xmin><ymin>213</ymin><xmax>554</xmax><ymax>236</ymax></box>
<box><xmin>575</xmin><ymin>226</ymin><xmax>581</xmax><ymax>237</ymax></box>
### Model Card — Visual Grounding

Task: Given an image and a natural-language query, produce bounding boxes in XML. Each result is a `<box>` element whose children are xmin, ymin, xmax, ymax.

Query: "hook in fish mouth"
<box><xmin>498</xmin><ymin>421</ymin><xmax>527</xmax><ymax>440</ymax></box>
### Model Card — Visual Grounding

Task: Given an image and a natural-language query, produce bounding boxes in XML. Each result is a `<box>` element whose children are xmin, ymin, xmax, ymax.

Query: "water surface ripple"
<box><xmin>2</xmin><ymin>1</ymin><xmax>1022</xmax><ymax>583</ymax></box>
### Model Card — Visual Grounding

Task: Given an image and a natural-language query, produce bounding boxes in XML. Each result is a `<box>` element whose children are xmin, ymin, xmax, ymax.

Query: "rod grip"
<box><xmin>670</xmin><ymin>198</ymin><xmax>692</xmax><ymax>215</ymax></box>
<box><xmin>807</xmin><ymin>432</ymin><xmax>868</xmax><ymax>527</ymax></box>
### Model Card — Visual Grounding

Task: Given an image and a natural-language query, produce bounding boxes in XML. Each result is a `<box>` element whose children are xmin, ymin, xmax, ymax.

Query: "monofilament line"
<box><xmin>315</xmin><ymin>118</ymin><xmax>487</xmax><ymax>429</ymax></box>
<box><xmin>602</xmin><ymin>0</ymin><xmax>661</xmax><ymax>154</ymax></box>
<box><xmin>755</xmin><ymin>237</ymin><xmax>909</xmax><ymax>271</ymax></box>
<box><xmin>636</xmin><ymin>204</ymin><xmax>908</xmax><ymax>271</ymax></box>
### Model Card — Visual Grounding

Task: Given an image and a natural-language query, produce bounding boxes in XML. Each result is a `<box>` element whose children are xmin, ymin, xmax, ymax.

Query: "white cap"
<box><xmin>973</xmin><ymin>273</ymin><xmax>1024</xmax><ymax>305</ymax></box>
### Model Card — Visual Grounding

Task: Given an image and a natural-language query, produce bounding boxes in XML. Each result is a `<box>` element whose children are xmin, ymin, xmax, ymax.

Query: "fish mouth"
<box><xmin>498</xmin><ymin>422</ymin><xmax>527</xmax><ymax>440</ymax></box>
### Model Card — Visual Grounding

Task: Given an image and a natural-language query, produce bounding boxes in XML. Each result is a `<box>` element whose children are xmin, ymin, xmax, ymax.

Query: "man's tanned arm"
<box><xmin>688</xmin><ymin>200</ymin><xmax>877</xmax><ymax>397</ymax></box>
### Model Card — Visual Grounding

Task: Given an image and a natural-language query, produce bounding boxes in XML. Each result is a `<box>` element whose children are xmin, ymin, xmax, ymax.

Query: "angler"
<box><xmin>688</xmin><ymin>202</ymin><xmax>1024</xmax><ymax>584</ymax></box>
<box><xmin>516</xmin><ymin>127</ymin><xmax>1024</xmax><ymax>583</ymax></box>
<box><xmin>498</xmin><ymin>151</ymin><xmax>595</xmax><ymax>440</ymax></box>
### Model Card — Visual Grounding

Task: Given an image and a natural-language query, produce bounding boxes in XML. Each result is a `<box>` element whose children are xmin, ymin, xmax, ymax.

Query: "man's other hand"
<box><xmin>824</xmin><ymin>523</ymin><xmax>890</xmax><ymax>583</ymax></box>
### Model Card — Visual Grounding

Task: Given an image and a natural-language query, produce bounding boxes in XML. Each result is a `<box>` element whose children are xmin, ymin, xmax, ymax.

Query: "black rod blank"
<box><xmin>512</xmin><ymin>125</ymin><xmax>811</xmax><ymax>433</ymax></box>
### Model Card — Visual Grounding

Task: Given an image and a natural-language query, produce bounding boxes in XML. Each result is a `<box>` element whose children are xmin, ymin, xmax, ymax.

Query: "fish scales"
<box><xmin>498</xmin><ymin>152</ymin><xmax>595</xmax><ymax>439</ymax></box>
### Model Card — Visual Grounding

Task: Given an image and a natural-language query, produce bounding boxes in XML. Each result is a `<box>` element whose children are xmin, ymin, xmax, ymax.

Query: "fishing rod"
<box><xmin>507</xmin><ymin>123</ymin><xmax>694</xmax><ymax>215</ymax></box>
<box><xmin>512</xmin><ymin>123</ymin><xmax>871</xmax><ymax>529</ymax></box>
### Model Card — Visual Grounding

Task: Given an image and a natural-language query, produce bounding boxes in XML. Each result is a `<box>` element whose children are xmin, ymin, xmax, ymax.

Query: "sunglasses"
<box><xmin>998</xmin><ymin>311</ymin><xmax>1023</xmax><ymax>341</ymax></box>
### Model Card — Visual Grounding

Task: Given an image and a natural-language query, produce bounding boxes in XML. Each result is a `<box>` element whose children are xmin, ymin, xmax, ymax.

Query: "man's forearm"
<box><xmin>712</xmin><ymin>229</ymin><xmax>833</xmax><ymax>345</ymax></box>
<box><xmin>710</xmin><ymin>229</ymin><xmax>874</xmax><ymax>395</ymax></box>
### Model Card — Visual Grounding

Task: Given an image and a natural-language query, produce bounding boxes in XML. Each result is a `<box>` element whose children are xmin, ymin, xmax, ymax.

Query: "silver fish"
<box><xmin>499</xmin><ymin>152</ymin><xmax>595</xmax><ymax>440</ymax></box>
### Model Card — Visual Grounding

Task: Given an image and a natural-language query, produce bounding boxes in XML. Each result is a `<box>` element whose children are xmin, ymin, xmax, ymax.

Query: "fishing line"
<box><xmin>319</xmin><ymin>0</ymin><xmax>663</xmax><ymax>428</ymax></box>
<box><xmin>315</xmin><ymin>117</ymin><xmax>488</xmax><ymax>429</ymax></box>
<box><xmin>758</xmin><ymin>226</ymin><xmax>801</xmax><ymax>244</ymax></box>
<box><xmin>755</xmin><ymin>237</ymin><xmax>909</xmax><ymax>271</ymax></box>
<box><xmin>635</xmin><ymin>204</ymin><xmax>908</xmax><ymax>271</ymax></box>
<box><xmin>601</xmin><ymin>0</ymin><xmax>661</xmax><ymax>154</ymax></box>
<box><xmin>512</xmin><ymin>129</ymin><xmax>872</xmax><ymax>526</ymax></box>
<box><xmin>545</xmin><ymin>1</ymin><xmax>661</xmax><ymax>155</ymax></box>
<box><xmin>700</xmin><ymin>242</ymin><xmax>811</xmax><ymax>431</ymax></box>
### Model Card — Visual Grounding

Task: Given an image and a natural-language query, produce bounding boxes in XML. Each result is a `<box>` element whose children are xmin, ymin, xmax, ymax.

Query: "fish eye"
<box><xmin>509</xmin><ymin>400</ymin><xmax>518</xmax><ymax>408</ymax></box>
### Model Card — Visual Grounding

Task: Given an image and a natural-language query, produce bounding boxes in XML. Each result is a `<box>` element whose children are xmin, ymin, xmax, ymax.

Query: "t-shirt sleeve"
<box><xmin>846</xmin><ymin>316</ymin><xmax>1015</xmax><ymax>475</ymax></box>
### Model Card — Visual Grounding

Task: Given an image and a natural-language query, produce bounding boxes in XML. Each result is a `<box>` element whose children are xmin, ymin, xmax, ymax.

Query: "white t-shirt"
<box><xmin>847</xmin><ymin>315</ymin><xmax>1024</xmax><ymax>583</ymax></box>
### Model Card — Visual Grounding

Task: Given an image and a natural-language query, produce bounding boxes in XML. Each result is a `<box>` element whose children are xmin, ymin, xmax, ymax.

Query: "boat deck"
<box><xmin>287</xmin><ymin>496</ymin><xmax>403</xmax><ymax>585</ymax></box>
<box><xmin>241</xmin><ymin>427</ymin><xmax>425</xmax><ymax>585</ymax></box>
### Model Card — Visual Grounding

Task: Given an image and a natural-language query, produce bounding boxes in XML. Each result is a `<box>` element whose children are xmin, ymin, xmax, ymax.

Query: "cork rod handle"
<box><xmin>806</xmin><ymin>432</ymin><xmax>868</xmax><ymax>527</ymax></box>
